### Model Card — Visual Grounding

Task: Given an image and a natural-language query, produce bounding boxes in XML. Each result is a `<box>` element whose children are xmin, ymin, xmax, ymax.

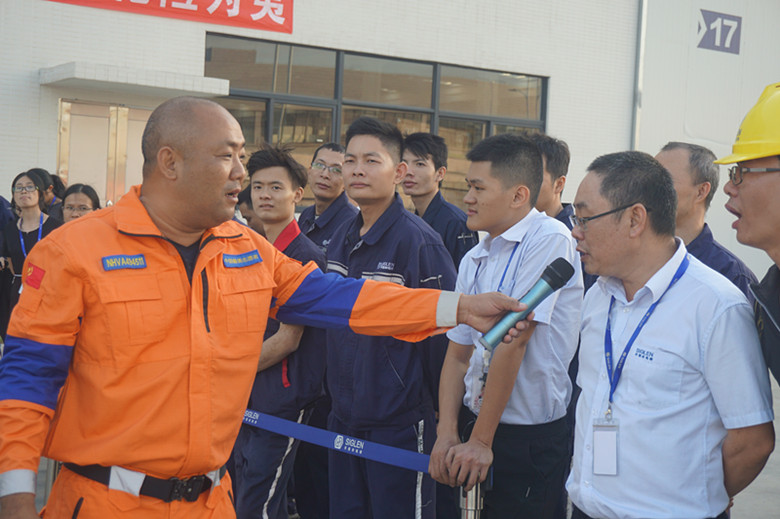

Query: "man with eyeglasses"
<box><xmin>716</xmin><ymin>82</ymin><xmax>780</xmax><ymax>387</ymax></box>
<box><xmin>655</xmin><ymin>142</ymin><xmax>757</xmax><ymax>299</ymax></box>
<box><xmin>298</xmin><ymin>143</ymin><xmax>357</xmax><ymax>254</ymax></box>
<box><xmin>566</xmin><ymin>151</ymin><xmax>774</xmax><ymax>519</ymax></box>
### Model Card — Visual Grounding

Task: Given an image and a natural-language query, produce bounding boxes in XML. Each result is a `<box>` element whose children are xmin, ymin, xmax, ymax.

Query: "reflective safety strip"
<box><xmin>106</xmin><ymin>466</ymin><xmax>222</xmax><ymax>496</ymax></box>
<box><xmin>415</xmin><ymin>419</ymin><xmax>424</xmax><ymax>519</ymax></box>
<box><xmin>262</xmin><ymin>409</ymin><xmax>305</xmax><ymax>519</ymax></box>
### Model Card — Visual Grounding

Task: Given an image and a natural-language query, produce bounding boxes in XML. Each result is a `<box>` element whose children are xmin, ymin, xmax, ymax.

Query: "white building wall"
<box><xmin>637</xmin><ymin>0</ymin><xmax>780</xmax><ymax>276</ymax></box>
<box><xmin>0</xmin><ymin>0</ymin><xmax>639</xmax><ymax>200</ymax></box>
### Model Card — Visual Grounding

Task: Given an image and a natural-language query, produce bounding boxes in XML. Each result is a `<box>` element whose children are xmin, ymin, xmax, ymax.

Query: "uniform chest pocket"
<box><xmin>624</xmin><ymin>348</ymin><xmax>684</xmax><ymax>410</ymax></box>
<box><xmin>218</xmin><ymin>273</ymin><xmax>275</xmax><ymax>333</ymax></box>
<box><xmin>98</xmin><ymin>274</ymin><xmax>169</xmax><ymax>346</ymax></box>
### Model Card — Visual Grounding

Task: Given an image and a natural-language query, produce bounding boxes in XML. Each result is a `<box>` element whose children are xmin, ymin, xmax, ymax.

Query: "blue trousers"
<box><xmin>328</xmin><ymin>412</ymin><xmax>437</xmax><ymax>519</ymax></box>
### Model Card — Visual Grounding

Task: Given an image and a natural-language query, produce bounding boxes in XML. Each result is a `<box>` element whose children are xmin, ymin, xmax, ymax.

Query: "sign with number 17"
<box><xmin>697</xmin><ymin>9</ymin><xmax>741</xmax><ymax>55</ymax></box>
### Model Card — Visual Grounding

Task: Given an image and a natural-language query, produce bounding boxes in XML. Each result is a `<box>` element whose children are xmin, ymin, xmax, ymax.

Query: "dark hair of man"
<box><xmin>63</xmin><ymin>183</ymin><xmax>101</xmax><ymax>211</ymax></box>
<box><xmin>587</xmin><ymin>151</ymin><xmax>676</xmax><ymax>237</ymax></box>
<box><xmin>141</xmin><ymin>97</ymin><xmax>223</xmax><ymax>177</ymax></box>
<box><xmin>404</xmin><ymin>133</ymin><xmax>448</xmax><ymax>170</ymax></box>
<box><xmin>26</xmin><ymin>168</ymin><xmax>53</xmax><ymax>190</ymax></box>
<box><xmin>238</xmin><ymin>185</ymin><xmax>252</xmax><ymax>208</ymax></box>
<box><xmin>345</xmin><ymin>117</ymin><xmax>403</xmax><ymax>163</ymax></box>
<box><xmin>311</xmin><ymin>142</ymin><xmax>345</xmax><ymax>164</ymax></box>
<box><xmin>246</xmin><ymin>143</ymin><xmax>308</xmax><ymax>190</ymax></box>
<box><xmin>465</xmin><ymin>133</ymin><xmax>543</xmax><ymax>206</ymax></box>
<box><xmin>11</xmin><ymin>171</ymin><xmax>47</xmax><ymax>212</ymax></box>
<box><xmin>660</xmin><ymin>141</ymin><xmax>719</xmax><ymax>210</ymax></box>
<box><xmin>528</xmin><ymin>133</ymin><xmax>570</xmax><ymax>181</ymax></box>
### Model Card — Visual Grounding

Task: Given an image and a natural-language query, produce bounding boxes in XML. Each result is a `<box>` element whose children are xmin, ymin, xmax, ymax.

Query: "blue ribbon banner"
<box><xmin>242</xmin><ymin>409</ymin><xmax>430</xmax><ymax>473</ymax></box>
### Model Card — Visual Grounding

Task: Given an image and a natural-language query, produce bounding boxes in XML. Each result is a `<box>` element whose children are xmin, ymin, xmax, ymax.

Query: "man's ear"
<box><xmin>393</xmin><ymin>161</ymin><xmax>408</xmax><ymax>185</ymax></box>
<box><xmin>157</xmin><ymin>146</ymin><xmax>179</xmax><ymax>181</ymax></box>
<box><xmin>435</xmin><ymin>166</ymin><xmax>446</xmax><ymax>184</ymax></box>
<box><xmin>553</xmin><ymin>175</ymin><xmax>567</xmax><ymax>196</ymax></box>
<box><xmin>293</xmin><ymin>186</ymin><xmax>305</xmax><ymax>205</ymax></box>
<box><xmin>695</xmin><ymin>182</ymin><xmax>712</xmax><ymax>205</ymax></box>
<box><xmin>510</xmin><ymin>184</ymin><xmax>531</xmax><ymax>208</ymax></box>
<box><xmin>627</xmin><ymin>203</ymin><xmax>649</xmax><ymax>238</ymax></box>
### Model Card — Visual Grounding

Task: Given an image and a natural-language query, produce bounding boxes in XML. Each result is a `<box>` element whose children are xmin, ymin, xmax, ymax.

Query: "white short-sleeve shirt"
<box><xmin>567</xmin><ymin>241</ymin><xmax>774</xmax><ymax>519</ymax></box>
<box><xmin>448</xmin><ymin>208</ymin><xmax>583</xmax><ymax>425</ymax></box>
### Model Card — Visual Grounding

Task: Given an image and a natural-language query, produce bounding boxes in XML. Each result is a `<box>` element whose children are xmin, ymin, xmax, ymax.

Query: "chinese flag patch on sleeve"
<box><xmin>25</xmin><ymin>263</ymin><xmax>46</xmax><ymax>289</ymax></box>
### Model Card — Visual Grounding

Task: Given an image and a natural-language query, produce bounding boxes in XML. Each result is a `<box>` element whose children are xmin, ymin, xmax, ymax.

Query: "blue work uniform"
<box><xmin>687</xmin><ymin>223</ymin><xmax>757</xmax><ymax>301</ymax></box>
<box><xmin>298</xmin><ymin>192</ymin><xmax>359</xmax><ymax>254</ymax></box>
<box><xmin>232</xmin><ymin>220</ymin><xmax>327</xmax><ymax>519</ymax></box>
<box><xmin>417</xmin><ymin>191</ymin><xmax>478</xmax><ymax>271</ymax></box>
<box><xmin>325</xmin><ymin>193</ymin><xmax>456</xmax><ymax>519</ymax></box>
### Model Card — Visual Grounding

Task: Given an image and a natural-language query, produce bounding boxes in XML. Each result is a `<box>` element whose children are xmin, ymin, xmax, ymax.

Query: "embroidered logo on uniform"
<box><xmin>635</xmin><ymin>348</ymin><xmax>654</xmax><ymax>361</ymax></box>
<box><xmin>376</xmin><ymin>261</ymin><xmax>394</xmax><ymax>270</ymax></box>
<box><xmin>334</xmin><ymin>435</ymin><xmax>344</xmax><ymax>450</ymax></box>
<box><xmin>25</xmin><ymin>263</ymin><xmax>45</xmax><ymax>289</ymax></box>
<box><xmin>102</xmin><ymin>254</ymin><xmax>147</xmax><ymax>271</ymax></box>
<box><xmin>223</xmin><ymin>250</ymin><xmax>262</xmax><ymax>268</ymax></box>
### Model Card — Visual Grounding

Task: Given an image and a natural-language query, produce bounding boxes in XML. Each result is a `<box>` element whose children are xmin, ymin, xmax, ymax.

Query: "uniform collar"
<box><xmin>315</xmin><ymin>191</ymin><xmax>353</xmax><ymax>228</ymax></box>
<box><xmin>469</xmin><ymin>208</ymin><xmax>541</xmax><ymax>262</ymax></box>
<box><xmin>273</xmin><ymin>219</ymin><xmax>301</xmax><ymax>253</ymax></box>
<box><xmin>685</xmin><ymin>223</ymin><xmax>713</xmax><ymax>256</ymax></box>
<box><xmin>554</xmin><ymin>203</ymin><xmax>574</xmax><ymax>228</ymax></box>
<box><xmin>349</xmin><ymin>193</ymin><xmax>405</xmax><ymax>246</ymax></box>
<box><xmin>115</xmin><ymin>185</ymin><xmax>243</xmax><ymax>244</ymax></box>
<box><xmin>418</xmin><ymin>191</ymin><xmax>444</xmax><ymax>221</ymax></box>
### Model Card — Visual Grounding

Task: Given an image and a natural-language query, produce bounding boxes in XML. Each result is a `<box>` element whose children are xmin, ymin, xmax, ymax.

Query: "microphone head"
<box><xmin>541</xmin><ymin>257</ymin><xmax>575</xmax><ymax>290</ymax></box>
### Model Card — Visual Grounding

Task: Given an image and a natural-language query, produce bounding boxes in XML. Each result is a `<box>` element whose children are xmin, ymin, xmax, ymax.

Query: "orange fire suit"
<box><xmin>0</xmin><ymin>186</ymin><xmax>456</xmax><ymax>517</ymax></box>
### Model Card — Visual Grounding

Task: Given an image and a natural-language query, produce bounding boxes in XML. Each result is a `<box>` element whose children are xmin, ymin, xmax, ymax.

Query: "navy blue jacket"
<box><xmin>298</xmin><ymin>191</ymin><xmax>359</xmax><ymax>254</ymax></box>
<box><xmin>753</xmin><ymin>265</ymin><xmax>780</xmax><ymax>385</ymax></box>
<box><xmin>417</xmin><ymin>191</ymin><xmax>478</xmax><ymax>271</ymax></box>
<box><xmin>248</xmin><ymin>223</ymin><xmax>327</xmax><ymax>414</ymax></box>
<box><xmin>326</xmin><ymin>194</ymin><xmax>456</xmax><ymax>429</ymax></box>
<box><xmin>687</xmin><ymin>223</ymin><xmax>757</xmax><ymax>301</ymax></box>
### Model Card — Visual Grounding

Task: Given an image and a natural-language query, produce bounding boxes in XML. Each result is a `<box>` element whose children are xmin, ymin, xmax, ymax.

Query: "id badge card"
<box><xmin>592</xmin><ymin>418</ymin><xmax>618</xmax><ymax>476</ymax></box>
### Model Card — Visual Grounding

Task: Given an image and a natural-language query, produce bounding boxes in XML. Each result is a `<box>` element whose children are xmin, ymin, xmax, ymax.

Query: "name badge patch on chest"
<box><xmin>102</xmin><ymin>254</ymin><xmax>147</xmax><ymax>271</ymax></box>
<box><xmin>223</xmin><ymin>250</ymin><xmax>262</xmax><ymax>268</ymax></box>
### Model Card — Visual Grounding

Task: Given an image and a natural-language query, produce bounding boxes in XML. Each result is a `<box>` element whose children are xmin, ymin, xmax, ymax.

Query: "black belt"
<box><xmin>64</xmin><ymin>463</ymin><xmax>226</xmax><ymax>503</ymax></box>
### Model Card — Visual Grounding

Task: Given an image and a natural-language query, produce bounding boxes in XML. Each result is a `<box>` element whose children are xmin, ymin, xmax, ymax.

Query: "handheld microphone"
<box><xmin>478</xmin><ymin>257</ymin><xmax>575</xmax><ymax>351</ymax></box>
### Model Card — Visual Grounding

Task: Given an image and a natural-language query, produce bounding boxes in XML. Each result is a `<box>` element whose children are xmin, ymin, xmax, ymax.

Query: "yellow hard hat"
<box><xmin>715</xmin><ymin>83</ymin><xmax>780</xmax><ymax>164</ymax></box>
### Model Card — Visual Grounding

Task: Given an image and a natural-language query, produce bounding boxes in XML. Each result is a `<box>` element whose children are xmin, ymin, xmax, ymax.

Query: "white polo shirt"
<box><xmin>447</xmin><ymin>208</ymin><xmax>583</xmax><ymax>425</ymax></box>
<box><xmin>567</xmin><ymin>241</ymin><xmax>774</xmax><ymax>519</ymax></box>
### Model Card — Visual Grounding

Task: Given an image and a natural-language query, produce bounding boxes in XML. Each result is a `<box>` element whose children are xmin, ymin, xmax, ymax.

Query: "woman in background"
<box><xmin>62</xmin><ymin>183</ymin><xmax>101</xmax><ymax>223</ymax></box>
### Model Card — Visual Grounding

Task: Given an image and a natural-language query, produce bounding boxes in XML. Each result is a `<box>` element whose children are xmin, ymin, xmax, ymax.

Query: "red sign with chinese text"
<box><xmin>45</xmin><ymin>0</ymin><xmax>293</xmax><ymax>34</ymax></box>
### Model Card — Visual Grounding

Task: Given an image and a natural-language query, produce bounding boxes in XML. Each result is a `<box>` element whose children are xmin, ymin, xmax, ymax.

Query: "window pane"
<box><xmin>438</xmin><ymin>117</ymin><xmax>487</xmax><ymax>211</ymax></box>
<box><xmin>440</xmin><ymin>66</ymin><xmax>542</xmax><ymax>119</ymax></box>
<box><xmin>217</xmin><ymin>97</ymin><xmax>268</xmax><ymax>155</ymax></box>
<box><xmin>343</xmin><ymin>55</ymin><xmax>433</xmax><ymax>108</ymax></box>
<box><xmin>341</xmin><ymin>107</ymin><xmax>430</xmax><ymax>144</ymax></box>
<box><xmin>206</xmin><ymin>34</ymin><xmax>336</xmax><ymax>98</ymax></box>
<box><xmin>493</xmin><ymin>124</ymin><xmax>540</xmax><ymax>136</ymax></box>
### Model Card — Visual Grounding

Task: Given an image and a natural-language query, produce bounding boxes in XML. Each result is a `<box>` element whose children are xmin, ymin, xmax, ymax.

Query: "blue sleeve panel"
<box><xmin>0</xmin><ymin>336</ymin><xmax>72</xmax><ymax>410</ymax></box>
<box><xmin>275</xmin><ymin>268</ymin><xmax>366</xmax><ymax>330</ymax></box>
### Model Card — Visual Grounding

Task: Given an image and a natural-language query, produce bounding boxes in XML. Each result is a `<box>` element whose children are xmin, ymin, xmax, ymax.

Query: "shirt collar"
<box><xmin>469</xmin><ymin>208</ymin><xmax>542</xmax><ymax>262</ymax></box>
<box><xmin>418</xmin><ymin>191</ymin><xmax>444</xmax><ymax>220</ymax></box>
<box><xmin>599</xmin><ymin>238</ymin><xmax>689</xmax><ymax>304</ymax></box>
<box><xmin>273</xmin><ymin>219</ymin><xmax>301</xmax><ymax>252</ymax></box>
<box><xmin>684</xmin><ymin>223</ymin><xmax>713</xmax><ymax>256</ymax></box>
<box><xmin>314</xmin><ymin>191</ymin><xmax>352</xmax><ymax>228</ymax></box>
<box><xmin>348</xmin><ymin>193</ymin><xmax>405</xmax><ymax>246</ymax></box>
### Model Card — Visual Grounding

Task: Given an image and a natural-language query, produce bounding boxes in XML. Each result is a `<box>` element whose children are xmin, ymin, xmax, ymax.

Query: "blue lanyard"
<box><xmin>19</xmin><ymin>213</ymin><xmax>44</xmax><ymax>259</ymax></box>
<box><xmin>604</xmin><ymin>254</ymin><xmax>689</xmax><ymax>405</ymax></box>
<box><xmin>473</xmin><ymin>242</ymin><xmax>520</xmax><ymax>295</ymax></box>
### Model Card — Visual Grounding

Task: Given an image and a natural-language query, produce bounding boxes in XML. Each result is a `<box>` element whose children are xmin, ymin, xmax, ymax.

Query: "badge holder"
<box><xmin>592</xmin><ymin>406</ymin><xmax>618</xmax><ymax>476</ymax></box>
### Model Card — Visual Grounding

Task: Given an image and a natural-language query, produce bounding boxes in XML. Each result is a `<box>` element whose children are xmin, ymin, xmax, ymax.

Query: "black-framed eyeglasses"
<box><xmin>13</xmin><ymin>185</ymin><xmax>38</xmax><ymax>193</ymax></box>
<box><xmin>311</xmin><ymin>162</ymin><xmax>342</xmax><ymax>175</ymax></box>
<box><xmin>727</xmin><ymin>165</ymin><xmax>780</xmax><ymax>186</ymax></box>
<box><xmin>569</xmin><ymin>203</ymin><xmax>639</xmax><ymax>231</ymax></box>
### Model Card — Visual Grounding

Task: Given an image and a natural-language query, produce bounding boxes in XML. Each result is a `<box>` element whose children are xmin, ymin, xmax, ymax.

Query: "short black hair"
<box><xmin>403</xmin><ymin>133</ymin><xmax>448</xmax><ymax>170</ymax></box>
<box><xmin>345</xmin><ymin>117</ymin><xmax>403</xmax><ymax>163</ymax></box>
<box><xmin>26</xmin><ymin>168</ymin><xmax>53</xmax><ymax>189</ymax></box>
<box><xmin>246</xmin><ymin>144</ymin><xmax>308</xmax><ymax>190</ymax></box>
<box><xmin>587</xmin><ymin>151</ymin><xmax>676</xmax><ymax>237</ymax></box>
<box><xmin>528</xmin><ymin>133</ymin><xmax>570</xmax><ymax>181</ymax></box>
<box><xmin>466</xmin><ymin>133</ymin><xmax>543</xmax><ymax>206</ymax></box>
<box><xmin>63</xmin><ymin>183</ymin><xmax>101</xmax><ymax>211</ymax></box>
<box><xmin>311</xmin><ymin>142</ymin><xmax>345</xmax><ymax>164</ymax></box>
<box><xmin>660</xmin><ymin>141</ymin><xmax>719</xmax><ymax>210</ymax></box>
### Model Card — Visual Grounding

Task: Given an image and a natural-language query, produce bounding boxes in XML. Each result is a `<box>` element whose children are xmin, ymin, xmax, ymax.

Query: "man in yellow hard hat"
<box><xmin>716</xmin><ymin>82</ymin><xmax>780</xmax><ymax>385</ymax></box>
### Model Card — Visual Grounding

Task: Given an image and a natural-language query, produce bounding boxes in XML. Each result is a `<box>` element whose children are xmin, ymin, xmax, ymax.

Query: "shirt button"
<box><xmin>586</xmin><ymin>444</ymin><xmax>591</xmax><ymax>451</ymax></box>
<box><xmin>601</xmin><ymin>373</ymin><xmax>607</xmax><ymax>380</ymax></box>
<box><xmin>584</xmin><ymin>481</ymin><xmax>591</xmax><ymax>487</ymax></box>
<box><xmin>623</xmin><ymin>307</ymin><xmax>630</xmax><ymax>313</ymax></box>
